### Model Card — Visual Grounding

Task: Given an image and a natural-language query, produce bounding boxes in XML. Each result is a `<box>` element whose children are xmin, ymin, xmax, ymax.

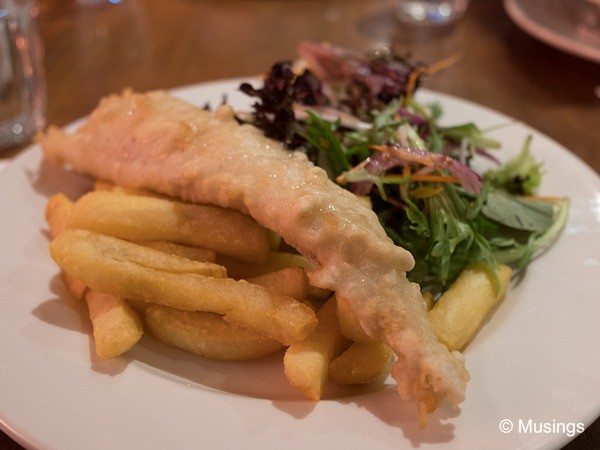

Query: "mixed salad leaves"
<box><xmin>238</xmin><ymin>41</ymin><xmax>568</xmax><ymax>295</ymax></box>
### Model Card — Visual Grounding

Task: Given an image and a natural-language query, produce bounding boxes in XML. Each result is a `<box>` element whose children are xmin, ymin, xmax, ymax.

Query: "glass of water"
<box><xmin>396</xmin><ymin>0</ymin><xmax>471</xmax><ymax>26</ymax></box>
<box><xmin>0</xmin><ymin>0</ymin><xmax>46</xmax><ymax>151</ymax></box>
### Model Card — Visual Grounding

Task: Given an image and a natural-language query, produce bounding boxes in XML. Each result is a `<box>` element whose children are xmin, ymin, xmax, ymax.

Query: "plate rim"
<box><xmin>1</xmin><ymin>78</ymin><xmax>599</xmax><ymax>450</ymax></box>
<box><xmin>503</xmin><ymin>0</ymin><xmax>600</xmax><ymax>63</ymax></box>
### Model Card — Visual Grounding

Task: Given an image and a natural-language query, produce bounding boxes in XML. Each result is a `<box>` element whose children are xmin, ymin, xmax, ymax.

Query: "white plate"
<box><xmin>504</xmin><ymin>0</ymin><xmax>600</xmax><ymax>63</ymax></box>
<box><xmin>1</xmin><ymin>79</ymin><xmax>599</xmax><ymax>450</ymax></box>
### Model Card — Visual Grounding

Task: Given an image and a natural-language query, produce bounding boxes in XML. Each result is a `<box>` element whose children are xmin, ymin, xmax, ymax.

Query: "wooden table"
<box><xmin>1</xmin><ymin>0</ymin><xmax>598</xmax><ymax>448</ymax></box>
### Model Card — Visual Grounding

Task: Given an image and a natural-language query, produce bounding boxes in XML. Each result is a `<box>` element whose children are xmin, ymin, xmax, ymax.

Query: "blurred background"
<box><xmin>13</xmin><ymin>0</ymin><xmax>594</xmax><ymax>170</ymax></box>
<box><xmin>1</xmin><ymin>0</ymin><xmax>599</xmax><ymax>448</ymax></box>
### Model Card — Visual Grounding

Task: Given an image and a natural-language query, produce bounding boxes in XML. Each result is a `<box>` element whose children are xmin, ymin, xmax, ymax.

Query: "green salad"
<box><xmin>238</xmin><ymin>41</ymin><xmax>568</xmax><ymax>295</ymax></box>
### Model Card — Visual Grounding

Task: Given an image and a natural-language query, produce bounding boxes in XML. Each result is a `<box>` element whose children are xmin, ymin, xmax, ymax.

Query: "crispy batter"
<box><xmin>39</xmin><ymin>90</ymin><xmax>469</xmax><ymax>421</ymax></box>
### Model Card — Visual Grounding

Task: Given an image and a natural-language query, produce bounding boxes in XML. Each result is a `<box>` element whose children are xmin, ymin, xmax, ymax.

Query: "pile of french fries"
<box><xmin>45</xmin><ymin>182</ymin><xmax>512</xmax><ymax>401</ymax></box>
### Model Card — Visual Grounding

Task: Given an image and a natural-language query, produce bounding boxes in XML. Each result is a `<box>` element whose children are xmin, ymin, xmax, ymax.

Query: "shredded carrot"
<box><xmin>405</xmin><ymin>66</ymin><xmax>428</xmax><ymax>105</ymax></box>
<box><xmin>403</xmin><ymin>53</ymin><xmax>461</xmax><ymax>106</ymax></box>
<box><xmin>410</xmin><ymin>186</ymin><xmax>444</xmax><ymax>199</ymax></box>
<box><xmin>425</xmin><ymin>53</ymin><xmax>462</xmax><ymax>76</ymax></box>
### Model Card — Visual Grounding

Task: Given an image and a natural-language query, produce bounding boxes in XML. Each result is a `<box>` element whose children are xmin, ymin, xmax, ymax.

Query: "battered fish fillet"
<box><xmin>39</xmin><ymin>90</ymin><xmax>469</xmax><ymax>422</ymax></box>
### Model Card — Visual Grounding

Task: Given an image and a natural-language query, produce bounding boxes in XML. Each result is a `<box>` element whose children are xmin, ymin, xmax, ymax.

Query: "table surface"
<box><xmin>1</xmin><ymin>0</ymin><xmax>598</xmax><ymax>448</ymax></box>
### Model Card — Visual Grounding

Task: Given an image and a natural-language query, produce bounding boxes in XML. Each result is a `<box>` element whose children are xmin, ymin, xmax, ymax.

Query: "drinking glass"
<box><xmin>0</xmin><ymin>0</ymin><xmax>45</xmax><ymax>151</ymax></box>
<box><xmin>396</xmin><ymin>0</ymin><xmax>471</xmax><ymax>26</ymax></box>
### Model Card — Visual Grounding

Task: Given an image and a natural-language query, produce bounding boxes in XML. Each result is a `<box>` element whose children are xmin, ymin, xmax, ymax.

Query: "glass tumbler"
<box><xmin>396</xmin><ymin>0</ymin><xmax>471</xmax><ymax>26</ymax></box>
<box><xmin>0</xmin><ymin>0</ymin><xmax>45</xmax><ymax>151</ymax></box>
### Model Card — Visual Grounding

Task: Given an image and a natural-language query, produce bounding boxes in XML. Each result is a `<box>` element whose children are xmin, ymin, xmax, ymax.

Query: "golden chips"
<box><xmin>50</xmin><ymin>229</ymin><xmax>316</xmax><ymax>345</ymax></box>
<box><xmin>146</xmin><ymin>306</ymin><xmax>283</xmax><ymax>361</ymax></box>
<box><xmin>67</xmin><ymin>190</ymin><xmax>271</xmax><ymax>263</ymax></box>
<box><xmin>45</xmin><ymin>181</ymin><xmax>512</xmax><ymax>402</ymax></box>
<box><xmin>428</xmin><ymin>263</ymin><xmax>512</xmax><ymax>351</ymax></box>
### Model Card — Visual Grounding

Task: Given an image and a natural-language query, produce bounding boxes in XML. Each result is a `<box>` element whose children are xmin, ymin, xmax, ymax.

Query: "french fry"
<box><xmin>67</xmin><ymin>190</ymin><xmax>270</xmax><ymax>263</ymax></box>
<box><xmin>46</xmin><ymin>193</ymin><xmax>73</xmax><ymax>236</ymax></box>
<box><xmin>335</xmin><ymin>294</ymin><xmax>374</xmax><ymax>343</ymax></box>
<box><xmin>146</xmin><ymin>305</ymin><xmax>283</xmax><ymax>361</ymax></box>
<box><xmin>220</xmin><ymin>251</ymin><xmax>331</xmax><ymax>300</ymax></box>
<box><xmin>93</xmin><ymin>179</ymin><xmax>116</xmax><ymax>191</ymax></box>
<box><xmin>428</xmin><ymin>263</ymin><xmax>512</xmax><ymax>351</ymax></box>
<box><xmin>218</xmin><ymin>250</ymin><xmax>315</xmax><ymax>279</ymax></box>
<box><xmin>283</xmin><ymin>297</ymin><xmax>350</xmax><ymax>400</ymax></box>
<box><xmin>139</xmin><ymin>240</ymin><xmax>217</xmax><ymax>263</ymax></box>
<box><xmin>247</xmin><ymin>267</ymin><xmax>309</xmax><ymax>300</ymax></box>
<box><xmin>45</xmin><ymin>194</ymin><xmax>87</xmax><ymax>300</ymax></box>
<box><xmin>85</xmin><ymin>290</ymin><xmax>143</xmax><ymax>358</ymax></box>
<box><xmin>125</xmin><ymin>298</ymin><xmax>152</xmax><ymax>316</ymax></box>
<box><xmin>62</xmin><ymin>273</ymin><xmax>88</xmax><ymax>302</ymax></box>
<box><xmin>50</xmin><ymin>229</ymin><xmax>317</xmax><ymax>345</ymax></box>
<box><xmin>422</xmin><ymin>291</ymin><xmax>435</xmax><ymax>311</ymax></box>
<box><xmin>46</xmin><ymin>194</ymin><xmax>143</xmax><ymax>356</ymax></box>
<box><xmin>94</xmin><ymin>179</ymin><xmax>174</xmax><ymax>200</ymax></box>
<box><xmin>329</xmin><ymin>341</ymin><xmax>394</xmax><ymax>385</ymax></box>
<box><xmin>53</xmin><ymin>228</ymin><xmax>227</xmax><ymax>278</ymax></box>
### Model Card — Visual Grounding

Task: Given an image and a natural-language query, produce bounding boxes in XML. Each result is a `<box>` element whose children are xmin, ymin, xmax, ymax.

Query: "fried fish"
<box><xmin>40</xmin><ymin>89</ymin><xmax>469</xmax><ymax>423</ymax></box>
